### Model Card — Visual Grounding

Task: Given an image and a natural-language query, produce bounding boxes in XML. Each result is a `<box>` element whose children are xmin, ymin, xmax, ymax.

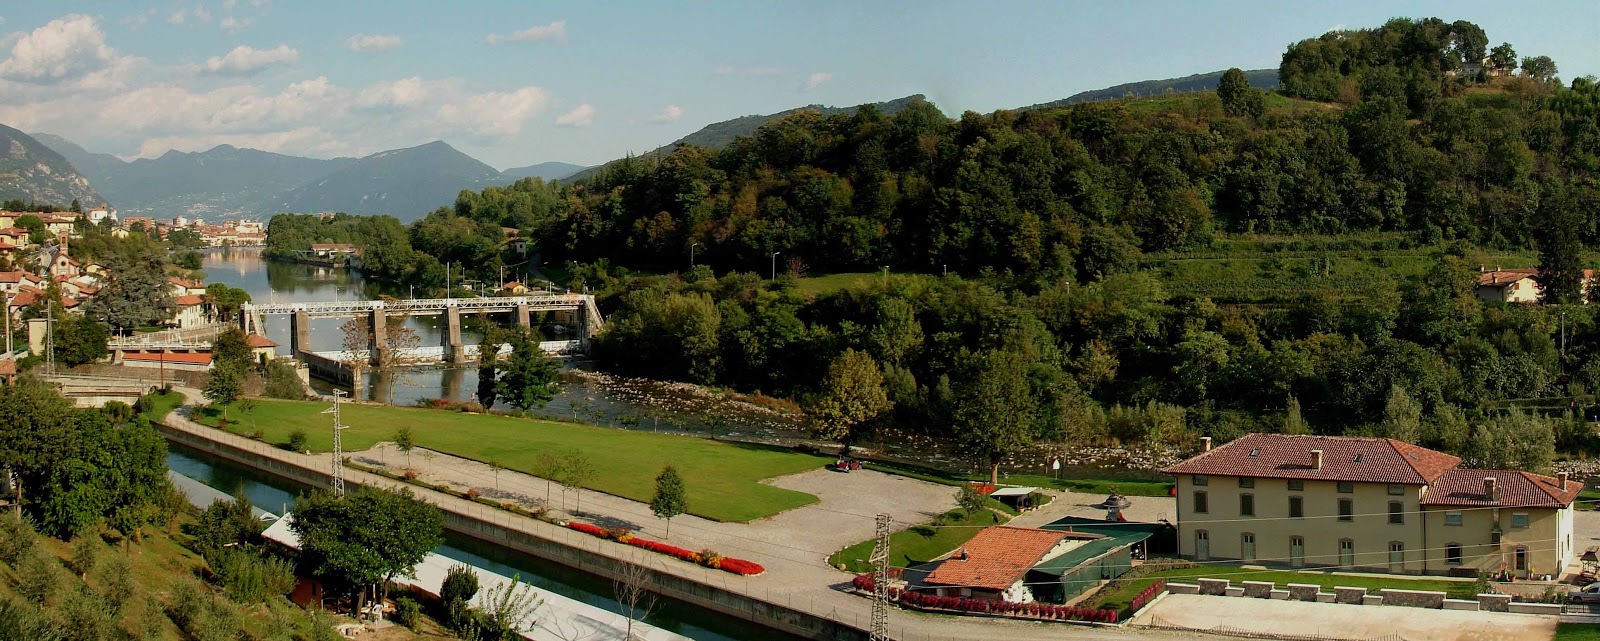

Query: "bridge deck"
<box><xmin>245</xmin><ymin>294</ymin><xmax>598</xmax><ymax>317</ymax></box>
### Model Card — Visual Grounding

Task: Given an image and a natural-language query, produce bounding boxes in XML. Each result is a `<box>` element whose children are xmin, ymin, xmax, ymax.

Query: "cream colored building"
<box><xmin>1165</xmin><ymin>434</ymin><xmax>1582</xmax><ymax>578</ymax></box>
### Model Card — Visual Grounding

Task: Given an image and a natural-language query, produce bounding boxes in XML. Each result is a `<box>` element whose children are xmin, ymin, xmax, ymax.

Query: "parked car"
<box><xmin>1570</xmin><ymin>583</ymin><xmax>1600</xmax><ymax>604</ymax></box>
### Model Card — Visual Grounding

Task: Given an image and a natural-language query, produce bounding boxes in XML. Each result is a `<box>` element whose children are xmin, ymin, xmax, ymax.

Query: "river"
<box><xmin>199</xmin><ymin>248</ymin><xmax>816</xmax><ymax>446</ymax></box>
<box><xmin>165</xmin><ymin>443</ymin><xmax>798</xmax><ymax>641</ymax></box>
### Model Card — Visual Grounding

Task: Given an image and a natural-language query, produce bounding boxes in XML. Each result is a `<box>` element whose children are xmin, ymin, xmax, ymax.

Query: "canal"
<box><xmin>165</xmin><ymin>443</ymin><xmax>799</xmax><ymax>641</ymax></box>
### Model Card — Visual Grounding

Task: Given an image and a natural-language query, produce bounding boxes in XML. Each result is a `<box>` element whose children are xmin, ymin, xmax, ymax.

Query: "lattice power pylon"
<box><xmin>869</xmin><ymin>513</ymin><xmax>891</xmax><ymax>641</ymax></box>
<box><xmin>322</xmin><ymin>390</ymin><xmax>350</xmax><ymax>496</ymax></box>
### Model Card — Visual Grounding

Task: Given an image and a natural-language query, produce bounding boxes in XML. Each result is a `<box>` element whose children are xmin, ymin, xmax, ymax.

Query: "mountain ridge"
<box><xmin>0</xmin><ymin>126</ymin><xmax>103</xmax><ymax>207</ymax></box>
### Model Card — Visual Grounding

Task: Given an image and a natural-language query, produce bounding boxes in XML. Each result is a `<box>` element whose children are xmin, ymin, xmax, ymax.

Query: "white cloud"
<box><xmin>554</xmin><ymin>103</ymin><xmax>594</xmax><ymax>128</ymax></box>
<box><xmin>0</xmin><ymin>14</ymin><xmax>121</xmax><ymax>84</ymax></box>
<box><xmin>357</xmin><ymin>76</ymin><xmax>427</xmax><ymax>108</ymax></box>
<box><xmin>193</xmin><ymin>5</ymin><xmax>212</xmax><ymax>23</ymax></box>
<box><xmin>199</xmin><ymin>44</ymin><xmax>297</xmax><ymax>76</ymax></box>
<box><xmin>220</xmin><ymin>16</ymin><xmax>252</xmax><ymax>33</ymax></box>
<box><xmin>648</xmin><ymin>104</ymin><xmax>683</xmax><ymax>124</ymax></box>
<box><xmin>486</xmin><ymin>20</ymin><xmax>566</xmax><ymax>44</ymax></box>
<box><xmin>121</xmin><ymin>10</ymin><xmax>155</xmax><ymax>30</ymax></box>
<box><xmin>346</xmin><ymin>33</ymin><xmax>403</xmax><ymax>52</ymax></box>
<box><xmin>800</xmin><ymin>71</ymin><xmax>832</xmax><ymax>92</ymax></box>
<box><xmin>713</xmin><ymin>65</ymin><xmax>733</xmax><ymax>76</ymax></box>
<box><xmin>167</xmin><ymin>9</ymin><xmax>186</xmax><ymax>25</ymax></box>
<box><xmin>436</xmin><ymin>86</ymin><xmax>552</xmax><ymax>136</ymax></box>
<box><xmin>222</xmin><ymin>0</ymin><xmax>238</xmax><ymax>9</ymax></box>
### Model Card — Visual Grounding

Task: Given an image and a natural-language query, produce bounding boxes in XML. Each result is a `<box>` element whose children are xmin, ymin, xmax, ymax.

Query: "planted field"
<box><xmin>191</xmin><ymin>399</ymin><xmax>828</xmax><ymax>522</ymax></box>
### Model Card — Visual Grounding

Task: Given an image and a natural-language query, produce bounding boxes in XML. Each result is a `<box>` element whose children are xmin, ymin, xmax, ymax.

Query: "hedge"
<box><xmin>851</xmin><ymin>574</ymin><xmax>1119</xmax><ymax>623</ymax></box>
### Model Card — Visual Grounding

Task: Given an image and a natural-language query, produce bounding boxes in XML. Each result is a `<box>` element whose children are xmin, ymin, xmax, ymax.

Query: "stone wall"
<box><xmin>1287</xmin><ymin>583</ymin><xmax>1320</xmax><ymax>601</ymax></box>
<box><xmin>1478</xmin><ymin>593</ymin><xmax>1512</xmax><ymax>612</ymax></box>
<box><xmin>1379</xmin><ymin>589</ymin><xmax>1445</xmax><ymax>609</ymax></box>
<box><xmin>1198</xmin><ymin>578</ymin><xmax>1228</xmax><ymax>596</ymax></box>
<box><xmin>1241</xmin><ymin>581</ymin><xmax>1273</xmax><ymax>598</ymax></box>
<box><xmin>1334</xmin><ymin>586</ymin><xmax>1367</xmax><ymax>605</ymax></box>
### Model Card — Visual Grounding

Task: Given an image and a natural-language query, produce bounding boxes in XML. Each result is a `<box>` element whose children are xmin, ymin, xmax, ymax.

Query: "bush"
<box><xmin>209</xmin><ymin>547</ymin><xmax>295</xmax><ymax>603</ymax></box>
<box><xmin>459</xmin><ymin>401</ymin><xmax>486</xmax><ymax>413</ymax></box>
<box><xmin>1129</xmin><ymin>580</ymin><xmax>1166</xmax><ymax>612</ymax></box>
<box><xmin>441</xmin><ymin>563</ymin><xmax>479</xmax><ymax>628</ymax></box>
<box><xmin>563</xmin><ymin>520</ymin><xmax>765</xmax><ymax>575</ymax></box>
<box><xmin>286</xmin><ymin>429</ymin><xmax>309</xmax><ymax>451</ymax></box>
<box><xmin>0</xmin><ymin>513</ymin><xmax>38</xmax><ymax>565</ymax></box>
<box><xmin>394</xmin><ymin>596</ymin><xmax>422</xmax><ymax>630</ymax></box>
<box><xmin>16</xmin><ymin>550</ymin><xmax>63</xmax><ymax>606</ymax></box>
<box><xmin>97</xmin><ymin>553</ymin><xmax>136</xmax><ymax>613</ymax></box>
<box><xmin>167</xmin><ymin>578</ymin><xmax>205</xmax><ymax>630</ymax></box>
<box><xmin>264</xmin><ymin>360</ymin><xmax>306</xmax><ymax>400</ymax></box>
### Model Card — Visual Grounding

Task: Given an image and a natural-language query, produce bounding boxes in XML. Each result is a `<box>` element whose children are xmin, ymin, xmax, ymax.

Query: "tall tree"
<box><xmin>203</xmin><ymin>364</ymin><xmax>244</xmax><ymax>419</ymax></box>
<box><xmin>1521</xmin><ymin>56</ymin><xmax>1559</xmax><ymax>83</ymax></box>
<box><xmin>1382</xmin><ymin>385</ymin><xmax>1423</xmax><ymax>444</ymax></box>
<box><xmin>494</xmin><ymin>329</ymin><xmax>561</xmax><ymax>411</ymax></box>
<box><xmin>84</xmin><ymin>254</ymin><xmax>176</xmax><ymax>334</ymax></box>
<box><xmin>205</xmin><ymin>283</ymin><xmax>252</xmax><ymax>323</ymax></box>
<box><xmin>807</xmin><ymin>349</ymin><xmax>891</xmax><ymax>449</ymax></box>
<box><xmin>211</xmin><ymin>327</ymin><xmax>254</xmax><ymax>371</ymax></box>
<box><xmin>1533</xmin><ymin>183</ymin><xmax>1584</xmax><ymax>305</ymax></box>
<box><xmin>1217</xmin><ymin>67</ymin><xmax>1265</xmax><ymax>117</ymax></box>
<box><xmin>649</xmin><ymin>465</ymin><xmax>687</xmax><ymax>538</ymax></box>
<box><xmin>1488</xmin><ymin>43</ymin><xmax>1518</xmax><ymax>74</ymax></box>
<box><xmin>291</xmin><ymin>486</ymin><xmax>443</xmax><ymax>617</ymax></box>
<box><xmin>951</xmin><ymin>349</ymin><xmax>1037</xmax><ymax>486</ymax></box>
<box><xmin>477</xmin><ymin>327</ymin><xmax>502</xmax><ymax>408</ymax></box>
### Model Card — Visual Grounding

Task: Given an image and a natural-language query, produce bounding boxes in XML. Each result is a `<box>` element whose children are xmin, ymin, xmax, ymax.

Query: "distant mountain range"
<box><xmin>29</xmin><ymin>135</ymin><xmax>591</xmax><ymax>221</ymax></box>
<box><xmin>0</xmin><ymin>125</ymin><xmax>102</xmax><ymax>206</ymax></box>
<box><xmin>6</xmin><ymin>67</ymin><xmax>1280</xmax><ymax>219</ymax></box>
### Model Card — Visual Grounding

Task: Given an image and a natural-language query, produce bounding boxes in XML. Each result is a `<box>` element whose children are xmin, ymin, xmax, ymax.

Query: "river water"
<box><xmin>165</xmin><ymin>444</ymin><xmax>796</xmax><ymax>641</ymax></box>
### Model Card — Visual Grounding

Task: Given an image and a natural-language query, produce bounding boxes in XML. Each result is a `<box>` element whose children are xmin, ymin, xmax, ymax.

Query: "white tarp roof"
<box><xmin>988</xmin><ymin>486</ymin><xmax>1039</xmax><ymax>497</ymax></box>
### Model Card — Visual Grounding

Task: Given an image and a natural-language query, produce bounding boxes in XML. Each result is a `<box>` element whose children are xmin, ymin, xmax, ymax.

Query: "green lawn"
<box><xmin>793</xmin><ymin>272</ymin><xmax>883</xmax><ymax>296</ymax></box>
<box><xmin>1092</xmin><ymin>563</ymin><xmax>1476</xmax><ymax>614</ymax></box>
<box><xmin>138</xmin><ymin>390</ymin><xmax>185</xmax><ymax>423</ymax></box>
<box><xmin>829</xmin><ymin>508</ymin><xmax>1008</xmax><ymax>573</ymax></box>
<box><xmin>864</xmin><ymin>461</ymin><xmax>1172</xmax><ymax>498</ymax></box>
<box><xmin>192</xmin><ymin>399</ymin><xmax>829</xmax><ymax>522</ymax></box>
<box><xmin>1579</xmin><ymin>489</ymin><xmax>1600</xmax><ymax>511</ymax></box>
<box><xmin>1556</xmin><ymin>623</ymin><xmax>1600</xmax><ymax>641</ymax></box>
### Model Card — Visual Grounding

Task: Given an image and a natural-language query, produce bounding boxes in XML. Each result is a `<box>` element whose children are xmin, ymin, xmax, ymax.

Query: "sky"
<box><xmin>0</xmin><ymin>1</ymin><xmax>1596</xmax><ymax>170</ymax></box>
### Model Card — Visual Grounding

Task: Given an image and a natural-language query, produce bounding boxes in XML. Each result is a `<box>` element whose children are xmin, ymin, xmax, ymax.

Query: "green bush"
<box><xmin>394</xmin><ymin>596</ymin><xmax>422</xmax><ymax>630</ymax></box>
<box><xmin>16</xmin><ymin>550</ymin><xmax>64</xmax><ymax>605</ymax></box>
<box><xmin>96</xmin><ymin>553</ymin><xmax>135</xmax><ymax>612</ymax></box>
<box><xmin>265</xmin><ymin>361</ymin><xmax>306</xmax><ymax>400</ymax></box>
<box><xmin>287</xmin><ymin>428</ymin><xmax>309</xmax><ymax>451</ymax></box>
<box><xmin>209</xmin><ymin>547</ymin><xmax>296</xmax><ymax>603</ymax></box>
<box><xmin>0</xmin><ymin>513</ymin><xmax>38</xmax><ymax>565</ymax></box>
<box><xmin>167</xmin><ymin>578</ymin><xmax>206</xmax><ymax>629</ymax></box>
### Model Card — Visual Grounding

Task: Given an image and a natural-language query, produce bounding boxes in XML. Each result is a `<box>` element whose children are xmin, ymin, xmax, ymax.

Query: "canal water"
<box><xmin>165</xmin><ymin>443</ymin><xmax>797</xmax><ymax>641</ymax></box>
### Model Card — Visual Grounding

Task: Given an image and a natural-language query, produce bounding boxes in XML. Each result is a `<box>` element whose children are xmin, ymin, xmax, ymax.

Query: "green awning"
<box><xmin>1028</xmin><ymin>531</ymin><xmax>1150</xmax><ymax>576</ymax></box>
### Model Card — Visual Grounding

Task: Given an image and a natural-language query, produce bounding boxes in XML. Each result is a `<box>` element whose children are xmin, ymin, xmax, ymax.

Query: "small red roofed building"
<box><xmin>923</xmin><ymin>526</ymin><xmax>1076</xmax><ymax>603</ymax></box>
<box><xmin>173</xmin><ymin>294</ymin><xmax>208</xmax><ymax>328</ymax></box>
<box><xmin>246</xmin><ymin>333</ymin><xmax>278</xmax><ymax>365</ymax></box>
<box><xmin>501</xmin><ymin>281</ymin><xmax>530</xmax><ymax>295</ymax></box>
<box><xmin>169</xmin><ymin>277</ymin><xmax>207</xmax><ymax>298</ymax></box>
<box><xmin>1476</xmin><ymin>267</ymin><xmax>1598</xmax><ymax>304</ymax></box>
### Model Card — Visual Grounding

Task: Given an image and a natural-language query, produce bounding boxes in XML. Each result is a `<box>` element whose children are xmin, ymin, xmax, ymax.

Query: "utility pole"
<box><xmin>870</xmin><ymin>513</ymin><xmax>891</xmax><ymax>641</ymax></box>
<box><xmin>322</xmin><ymin>390</ymin><xmax>350</xmax><ymax>496</ymax></box>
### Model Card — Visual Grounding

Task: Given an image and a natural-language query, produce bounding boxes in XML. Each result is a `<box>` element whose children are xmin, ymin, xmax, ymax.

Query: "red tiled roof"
<box><xmin>1162</xmin><ymin>434</ymin><xmax>1461</xmax><ymax>485</ymax></box>
<box><xmin>246</xmin><ymin>333</ymin><xmax>277</xmax><ymax>348</ymax></box>
<box><xmin>123</xmin><ymin>352</ymin><xmax>213</xmax><ymax>365</ymax></box>
<box><xmin>1422</xmin><ymin>470</ymin><xmax>1584</xmax><ymax>508</ymax></box>
<box><xmin>924</xmin><ymin>526</ymin><xmax>1068</xmax><ymax>591</ymax></box>
<box><xmin>7</xmin><ymin>290</ymin><xmax>39</xmax><ymax>308</ymax></box>
<box><xmin>176</xmin><ymin>294</ymin><xmax>205</xmax><ymax>306</ymax></box>
<box><xmin>0</xmin><ymin>271</ymin><xmax>34</xmax><ymax>283</ymax></box>
<box><xmin>169</xmin><ymin>277</ymin><xmax>205</xmax><ymax>288</ymax></box>
<box><xmin>1478</xmin><ymin>268</ymin><xmax>1599</xmax><ymax>288</ymax></box>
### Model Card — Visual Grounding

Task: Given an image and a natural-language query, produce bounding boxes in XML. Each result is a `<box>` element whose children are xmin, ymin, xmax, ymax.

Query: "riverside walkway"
<box><xmin>153</xmin><ymin>388</ymin><xmax>1200</xmax><ymax>641</ymax></box>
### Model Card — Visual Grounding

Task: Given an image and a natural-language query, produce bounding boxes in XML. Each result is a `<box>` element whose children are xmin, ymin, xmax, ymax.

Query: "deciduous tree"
<box><xmin>951</xmin><ymin>349</ymin><xmax>1036</xmax><ymax>486</ymax></box>
<box><xmin>807</xmin><ymin>349</ymin><xmax>891</xmax><ymax>448</ymax></box>
<box><xmin>649</xmin><ymin>465</ymin><xmax>687</xmax><ymax>537</ymax></box>
<box><xmin>291</xmin><ymin>486</ymin><xmax>444</xmax><ymax>617</ymax></box>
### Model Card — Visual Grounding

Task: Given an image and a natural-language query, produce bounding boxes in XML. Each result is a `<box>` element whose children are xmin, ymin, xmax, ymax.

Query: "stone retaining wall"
<box><xmin>1287</xmin><ymin>583</ymin><xmax>1320</xmax><ymax>602</ymax></box>
<box><xmin>1242</xmin><ymin>581</ymin><xmax>1273</xmax><ymax>598</ymax></box>
<box><xmin>1379</xmin><ymin>589</ymin><xmax>1446</xmax><ymax>609</ymax></box>
<box><xmin>1478</xmin><ymin>593</ymin><xmax>1512</xmax><ymax>612</ymax></box>
<box><xmin>1198</xmin><ymin>578</ymin><xmax>1228</xmax><ymax>596</ymax></box>
<box><xmin>1152</xmin><ymin>578</ymin><xmax>1559</xmax><ymax>618</ymax></box>
<box><xmin>1335</xmin><ymin>586</ymin><xmax>1367</xmax><ymax>605</ymax></box>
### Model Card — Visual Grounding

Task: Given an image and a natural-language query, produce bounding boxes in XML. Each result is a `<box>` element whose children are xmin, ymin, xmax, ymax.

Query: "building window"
<box><xmin>1289</xmin><ymin>496</ymin><xmax>1304</xmax><ymax>518</ymax></box>
<box><xmin>1288</xmin><ymin>479</ymin><xmax>1304</xmax><ymax>491</ymax></box>
<box><xmin>1491</xmin><ymin>529</ymin><xmax>1502</xmax><ymax>545</ymax></box>
<box><xmin>1446</xmin><ymin>544</ymin><xmax>1462</xmax><ymax>566</ymax></box>
<box><xmin>1240</xmin><ymin>493</ymin><xmax>1255</xmax><ymax>517</ymax></box>
<box><xmin>1388</xmin><ymin>501</ymin><xmax>1404</xmax><ymax>525</ymax></box>
<box><xmin>1239</xmin><ymin>477</ymin><xmax>1254</xmax><ymax>488</ymax></box>
<box><xmin>1338</xmin><ymin>498</ymin><xmax>1353</xmax><ymax>521</ymax></box>
<box><xmin>1511</xmin><ymin>513</ymin><xmax>1529</xmax><ymax>529</ymax></box>
<box><xmin>1445</xmin><ymin>511</ymin><xmax>1463</xmax><ymax>526</ymax></box>
<box><xmin>1193</xmin><ymin>475</ymin><xmax>1208</xmax><ymax>486</ymax></box>
<box><xmin>1337</xmin><ymin>482</ymin><xmax>1354</xmax><ymax>493</ymax></box>
<box><xmin>1194</xmin><ymin>491</ymin><xmax>1209</xmax><ymax>514</ymax></box>
<box><xmin>1387</xmin><ymin>484</ymin><xmax>1404</xmax><ymax>496</ymax></box>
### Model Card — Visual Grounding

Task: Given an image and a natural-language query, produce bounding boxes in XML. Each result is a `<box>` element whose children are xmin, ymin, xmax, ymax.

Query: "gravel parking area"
<box><xmin>1131</xmin><ymin>593</ymin><xmax>1556</xmax><ymax>641</ymax></box>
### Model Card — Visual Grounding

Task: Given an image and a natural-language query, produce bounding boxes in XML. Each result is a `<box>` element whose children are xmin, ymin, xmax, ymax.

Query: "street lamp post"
<box><xmin>691</xmin><ymin>242</ymin><xmax>699</xmax><ymax>268</ymax></box>
<box><xmin>771</xmin><ymin>252</ymin><xmax>780</xmax><ymax>280</ymax></box>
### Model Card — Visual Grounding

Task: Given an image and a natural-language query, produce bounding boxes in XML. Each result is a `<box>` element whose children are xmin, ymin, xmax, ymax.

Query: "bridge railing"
<box><xmin>245</xmin><ymin>294</ymin><xmax>594</xmax><ymax>315</ymax></box>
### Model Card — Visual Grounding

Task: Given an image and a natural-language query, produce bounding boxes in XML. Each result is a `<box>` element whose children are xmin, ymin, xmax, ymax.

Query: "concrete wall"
<box><xmin>1174</xmin><ymin>474</ymin><xmax>1425</xmax><ymax>572</ymax></box>
<box><xmin>154</xmin><ymin>421</ymin><xmax>870</xmax><ymax>641</ymax></box>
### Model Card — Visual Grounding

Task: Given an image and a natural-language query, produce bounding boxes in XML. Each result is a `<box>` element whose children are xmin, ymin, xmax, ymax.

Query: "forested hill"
<box><xmin>0</xmin><ymin>125</ymin><xmax>103</xmax><ymax>206</ymax></box>
<box><xmin>1018</xmin><ymin>68</ymin><xmax>1280</xmax><ymax>111</ymax></box>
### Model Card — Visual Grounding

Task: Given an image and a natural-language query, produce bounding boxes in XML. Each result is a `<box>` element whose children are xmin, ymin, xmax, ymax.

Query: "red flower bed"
<box><xmin>852</xmin><ymin>574</ymin><xmax>1117</xmax><ymax>623</ymax></box>
<box><xmin>564</xmin><ymin>520</ymin><xmax>765</xmax><ymax>576</ymax></box>
<box><xmin>1129</xmin><ymin>580</ymin><xmax>1166</xmax><ymax>612</ymax></box>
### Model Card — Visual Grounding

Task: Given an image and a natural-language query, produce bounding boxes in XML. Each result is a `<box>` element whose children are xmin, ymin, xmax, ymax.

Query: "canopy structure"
<box><xmin>987</xmin><ymin>486</ymin><xmax>1038</xmax><ymax>498</ymax></box>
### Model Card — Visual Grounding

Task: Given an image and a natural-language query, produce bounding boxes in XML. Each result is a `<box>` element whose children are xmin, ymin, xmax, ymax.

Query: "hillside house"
<box><xmin>172</xmin><ymin>294</ymin><xmax>208</xmax><ymax>329</ymax></box>
<box><xmin>923</xmin><ymin>526</ymin><xmax>1075</xmax><ymax>603</ymax></box>
<box><xmin>168</xmin><ymin>277</ymin><xmax>207</xmax><ymax>298</ymax></box>
<box><xmin>1476</xmin><ymin>267</ymin><xmax>1598</xmax><ymax>304</ymax></box>
<box><xmin>1165</xmin><ymin>433</ymin><xmax>1582</xmax><ymax>579</ymax></box>
<box><xmin>0</xmin><ymin>272</ymin><xmax>42</xmax><ymax>295</ymax></box>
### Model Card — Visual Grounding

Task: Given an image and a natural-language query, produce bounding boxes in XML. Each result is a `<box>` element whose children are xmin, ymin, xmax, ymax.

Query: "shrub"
<box><xmin>459</xmin><ymin>401</ymin><xmax>485</xmax><ymax>413</ymax></box>
<box><xmin>287</xmin><ymin>429</ymin><xmax>309</xmax><ymax>451</ymax></box>
<box><xmin>16</xmin><ymin>550</ymin><xmax>63</xmax><ymax>605</ymax></box>
<box><xmin>210</xmin><ymin>547</ymin><xmax>296</xmax><ymax>603</ymax></box>
<box><xmin>403</xmin><ymin>470</ymin><xmax>419</xmax><ymax>480</ymax></box>
<box><xmin>167</xmin><ymin>578</ymin><xmax>205</xmax><ymax>630</ymax></box>
<box><xmin>441</xmin><ymin>563</ymin><xmax>479</xmax><ymax>625</ymax></box>
<box><xmin>466</xmin><ymin>488</ymin><xmax>482</xmax><ymax>500</ymax></box>
<box><xmin>0</xmin><ymin>513</ymin><xmax>37</xmax><ymax>565</ymax></box>
<box><xmin>394</xmin><ymin>596</ymin><xmax>422</xmax><ymax>630</ymax></box>
<box><xmin>1129</xmin><ymin>580</ymin><xmax>1166</xmax><ymax>612</ymax></box>
<box><xmin>97</xmin><ymin>553</ymin><xmax>136</xmax><ymax>612</ymax></box>
<box><xmin>697</xmin><ymin>549</ymin><xmax>724</xmax><ymax>569</ymax></box>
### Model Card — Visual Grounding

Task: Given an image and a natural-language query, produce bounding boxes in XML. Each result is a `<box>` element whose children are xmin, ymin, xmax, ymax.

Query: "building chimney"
<box><xmin>1201</xmin><ymin>437</ymin><xmax>1212</xmax><ymax>452</ymax></box>
<box><xmin>1484</xmin><ymin>477</ymin><xmax>1497</xmax><ymax>502</ymax></box>
<box><xmin>1560</xmin><ymin>472</ymin><xmax>1570</xmax><ymax>492</ymax></box>
<box><xmin>1311</xmin><ymin>449</ymin><xmax>1324</xmax><ymax>470</ymax></box>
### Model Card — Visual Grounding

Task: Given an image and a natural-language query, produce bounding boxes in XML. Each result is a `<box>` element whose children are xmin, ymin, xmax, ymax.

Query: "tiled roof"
<box><xmin>1162</xmin><ymin>434</ymin><xmax>1460</xmax><ymax>485</ymax></box>
<box><xmin>1422</xmin><ymin>470</ymin><xmax>1584</xmax><ymax>508</ymax></box>
<box><xmin>123</xmin><ymin>352</ymin><xmax>213</xmax><ymax>365</ymax></box>
<box><xmin>1479</xmin><ymin>269</ymin><xmax>1536</xmax><ymax>287</ymax></box>
<box><xmin>176</xmin><ymin>294</ymin><xmax>205</xmax><ymax>306</ymax></box>
<box><xmin>246</xmin><ymin>333</ymin><xmax>278</xmax><ymax>348</ymax></box>
<box><xmin>924</xmin><ymin>526</ymin><xmax>1068</xmax><ymax>591</ymax></box>
<box><xmin>0</xmin><ymin>271</ymin><xmax>34</xmax><ymax>283</ymax></box>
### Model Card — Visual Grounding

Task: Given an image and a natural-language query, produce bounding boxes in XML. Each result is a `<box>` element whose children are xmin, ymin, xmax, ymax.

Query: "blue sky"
<box><xmin>0</xmin><ymin>1</ymin><xmax>1595</xmax><ymax>169</ymax></box>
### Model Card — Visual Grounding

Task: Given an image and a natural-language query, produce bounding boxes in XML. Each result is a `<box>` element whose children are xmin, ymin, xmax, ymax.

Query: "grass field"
<box><xmin>1556</xmin><ymin>623</ymin><xmax>1600</xmax><ymax>641</ymax></box>
<box><xmin>191</xmin><ymin>399</ymin><xmax>829</xmax><ymax>522</ymax></box>
<box><xmin>1092</xmin><ymin>563</ymin><xmax>1476</xmax><ymax>614</ymax></box>
<box><xmin>1147</xmin><ymin>248</ymin><xmax>1539</xmax><ymax>302</ymax></box>
<box><xmin>139</xmin><ymin>390</ymin><xmax>185</xmax><ymax>423</ymax></box>
<box><xmin>793</xmin><ymin>272</ymin><xmax>887</xmax><ymax>296</ymax></box>
<box><xmin>864</xmin><ymin>461</ymin><xmax>1173</xmax><ymax>498</ymax></box>
<box><xmin>829</xmin><ymin>508</ymin><xmax>1008</xmax><ymax>573</ymax></box>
